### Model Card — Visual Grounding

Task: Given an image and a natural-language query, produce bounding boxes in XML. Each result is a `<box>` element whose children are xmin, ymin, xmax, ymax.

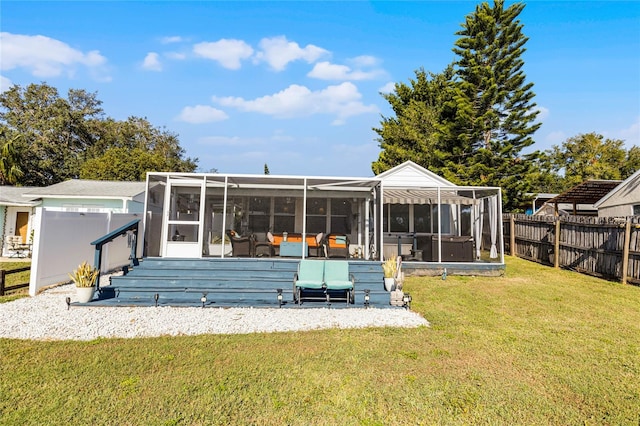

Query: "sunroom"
<box><xmin>141</xmin><ymin>161</ymin><xmax>504</xmax><ymax>269</ymax></box>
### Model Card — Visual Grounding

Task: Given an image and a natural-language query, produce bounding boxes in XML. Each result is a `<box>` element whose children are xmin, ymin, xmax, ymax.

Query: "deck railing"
<box><xmin>90</xmin><ymin>219</ymin><xmax>140</xmax><ymax>289</ymax></box>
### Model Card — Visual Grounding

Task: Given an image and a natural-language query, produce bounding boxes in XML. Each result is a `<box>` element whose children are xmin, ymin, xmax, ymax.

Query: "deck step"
<box><xmin>91</xmin><ymin>258</ymin><xmax>390</xmax><ymax>308</ymax></box>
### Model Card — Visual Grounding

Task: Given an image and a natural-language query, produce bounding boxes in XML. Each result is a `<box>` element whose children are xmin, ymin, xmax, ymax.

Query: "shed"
<box><xmin>594</xmin><ymin>169</ymin><xmax>640</xmax><ymax>217</ymax></box>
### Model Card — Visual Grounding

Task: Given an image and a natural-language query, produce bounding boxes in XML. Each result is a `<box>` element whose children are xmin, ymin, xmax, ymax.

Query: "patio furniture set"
<box><xmin>226</xmin><ymin>230</ymin><xmax>350</xmax><ymax>258</ymax></box>
<box><xmin>4</xmin><ymin>235</ymin><xmax>32</xmax><ymax>258</ymax></box>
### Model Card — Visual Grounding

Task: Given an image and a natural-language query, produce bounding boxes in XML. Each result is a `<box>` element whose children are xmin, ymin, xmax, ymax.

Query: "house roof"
<box><xmin>23</xmin><ymin>180</ymin><xmax>146</xmax><ymax>200</ymax></box>
<box><xmin>594</xmin><ymin>169</ymin><xmax>640</xmax><ymax>208</ymax></box>
<box><xmin>0</xmin><ymin>186</ymin><xmax>41</xmax><ymax>206</ymax></box>
<box><xmin>376</xmin><ymin>160</ymin><xmax>455</xmax><ymax>187</ymax></box>
<box><xmin>548</xmin><ymin>180</ymin><xmax>622</xmax><ymax>205</ymax></box>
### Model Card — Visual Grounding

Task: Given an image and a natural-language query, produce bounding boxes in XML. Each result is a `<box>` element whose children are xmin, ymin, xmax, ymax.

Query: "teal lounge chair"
<box><xmin>323</xmin><ymin>261</ymin><xmax>355</xmax><ymax>305</ymax></box>
<box><xmin>293</xmin><ymin>259</ymin><xmax>325</xmax><ymax>304</ymax></box>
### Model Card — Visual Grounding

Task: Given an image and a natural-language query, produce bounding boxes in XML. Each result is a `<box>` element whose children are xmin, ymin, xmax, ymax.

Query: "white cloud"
<box><xmin>536</xmin><ymin>106</ymin><xmax>550</xmax><ymax>121</ymax></box>
<box><xmin>198</xmin><ymin>135</ymin><xmax>263</xmax><ymax>146</ymax></box>
<box><xmin>142</xmin><ymin>52</ymin><xmax>162</xmax><ymax>71</ymax></box>
<box><xmin>161</xmin><ymin>36</ymin><xmax>184</xmax><ymax>44</ymax></box>
<box><xmin>165</xmin><ymin>52</ymin><xmax>187</xmax><ymax>60</ymax></box>
<box><xmin>213</xmin><ymin>82</ymin><xmax>378</xmax><ymax>125</ymax></box>
<box><xmin>307</xmin><ymin>61</ymin><xmax>384</xmax><ymax>81</ymax></box>
<box><xmin>193</xmin><ymin>39</ymin><xmax>254</xmax><ymax>70</ymax></box>
<box><xmin>615</xmin><ymin>116</ymin><xmax>640</xmax><ymax>148</ymax></box>
<box><xmin>0</xmin><ymin>75</ymin><xmax>13</xmax><ymax>93</ymax></box>
<box><xmin>545</xmin><ymin>131</ymin><xmax>566</xmax><ymax>145</ymax></box>
<box><xmin>176</xmin><ymin>105</ymin><xmax>229</xmax><ymax>124</ymax></box>
<box><xmin>254</xmin><ymin>36</ymin><xmax>329</xmax><ymax>71</ymax></box>
<box><xmin>349</xmin><ymin>55</ymin><xmax>379</xmax><ymax>67</ymax></box>
<box><xmin>379</xmin><ymin>81</ymin><xmax>396</xmax><ymax>94</ymax></box>
<box><xmin>0</xmin><ymin>32</ymin><xmax>108</xmax><ymax>80</ymax></box>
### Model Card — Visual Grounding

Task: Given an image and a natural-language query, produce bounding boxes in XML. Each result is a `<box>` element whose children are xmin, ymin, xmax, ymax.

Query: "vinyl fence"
<box><xmin>503</xmin><ymin>214</ymin><xmax>640</xmax><ymax>285</ymax></box>
<box><xmin>29</xmin><ymin>208</ymin><xmax>141</xmax><ymax>295</ymax></box>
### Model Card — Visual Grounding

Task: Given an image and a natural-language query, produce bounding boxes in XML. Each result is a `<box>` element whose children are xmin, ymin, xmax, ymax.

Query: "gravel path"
<box><xmin>0</xmin><ymin>280</ymin><xmax>429</xmax><ymax>341</ymax></box>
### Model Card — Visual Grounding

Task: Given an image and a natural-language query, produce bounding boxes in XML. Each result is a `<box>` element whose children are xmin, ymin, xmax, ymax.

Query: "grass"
<box><xmin>0</xmin><ymin>261</ymin><xmax>30</xmax><ymax>302</ymax></box>
<box><xmin>1</xmin><ymin>256</ymin><xmax>639</xmax><ymax>425</ymax></box>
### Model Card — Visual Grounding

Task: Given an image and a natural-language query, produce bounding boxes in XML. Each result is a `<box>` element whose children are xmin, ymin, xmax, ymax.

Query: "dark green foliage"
<box><xmin>531</xmin><ymin>133</ymin><xmax>637</xmax><ymax>193</ymax></box>
<box><xmin>0</xmin><ymin>83</ymin><xmax>197</xmax><ymax>186</ymax></box>
<box><xmin>452</xmin><ymin>0</ymin><xmax>541</xmax><ymax>211</ymax></box>
<box><xmin>373</xmin><ymin>1</ymin><xmax>542</xmax><ymax>212</ymax></box>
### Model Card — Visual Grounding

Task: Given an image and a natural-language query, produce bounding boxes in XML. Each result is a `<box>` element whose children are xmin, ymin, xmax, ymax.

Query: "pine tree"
<box><xmin>372</xmin><ymin>66</ymin><xmax>465</xmax><ymax>183</ymax></box>
<box><xmin>452</xmin><ymin>0</ymin><xmax>541</xmax><ymax>211</ymax></box>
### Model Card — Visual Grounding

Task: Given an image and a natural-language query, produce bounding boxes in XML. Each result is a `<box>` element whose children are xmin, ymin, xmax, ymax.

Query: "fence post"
<box><xmin>621</xmin><ymin>220</ymin><xmax>631</xmax><ymax>285</ymax></box>
<box><xmin>0</xmin><ymin>269</ymin><xmax>5</xmax><ymax>296</ymax></box>
<box><xmin>510</xmin><ymin>215</ymin><xmax>516</xmax><ymax>257</ymax></box>
<box><xmin>554</xmin><ymin>219</ymin><xmax>560</xmax><ymax>268</ymax></box>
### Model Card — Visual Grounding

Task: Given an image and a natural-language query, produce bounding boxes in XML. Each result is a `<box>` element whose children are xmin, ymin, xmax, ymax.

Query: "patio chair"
<box><xmin>323</xmin><ymin>260</ymin><xmax>355</xmax><ymax>305</ymax></box>
<box><xmin>325</xmin><ymin>234</ymin><xmax>350</xmax><ymax>258</ymax></box>
<box><xmin>5</xmin><ymin>235</ymin><xmax>30</xmax><ymax>258</ymax></box>
<box><xmin>293</xmin><ymin>259</ymin><xmax>325</xmax><ymax>304</ymax></box>
<box><xmin>226</xmin><ymin>230</ymin><xmax>253</xmax><ymax>257</ymax></box>
<box><xmin>306</xmin><ymin>232</ymin><xmax>325</xmax><ymax>257</ymax></box>
<box><xmin>253</xmin><ymin>234</ymin><xmax>274</xmax><ymax>257</ymax></box>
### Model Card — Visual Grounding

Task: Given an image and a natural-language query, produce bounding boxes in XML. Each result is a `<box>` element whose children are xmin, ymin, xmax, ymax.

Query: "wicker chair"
<box><xmin>226</xmin><ymin>230</ymin><xmax>253</xmax><ymax>257</ymax></box>
<box><xmin>325</xmin><ymin>234</ymin><xmax>350</xmax><ymax>258</ymax></box>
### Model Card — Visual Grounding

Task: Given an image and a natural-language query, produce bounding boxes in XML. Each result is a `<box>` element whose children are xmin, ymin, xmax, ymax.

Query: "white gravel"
<box><xmin>0</xmin><ymin>280</ymin><xmax>429</xmax><ymax>341</ymax></box>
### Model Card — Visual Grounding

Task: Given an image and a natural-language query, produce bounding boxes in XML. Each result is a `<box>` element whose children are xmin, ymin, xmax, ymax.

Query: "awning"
<box><xmin>382</xmin><ymin>188</ymin><xmax>487</xmax><ymax>205</ymax></box>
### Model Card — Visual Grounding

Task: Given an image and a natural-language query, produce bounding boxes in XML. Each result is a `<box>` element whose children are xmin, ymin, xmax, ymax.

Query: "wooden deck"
<box><xmin>76</xmin><ymin>257</ymin><xmax>504</xmax><ymax>308</ymax></box>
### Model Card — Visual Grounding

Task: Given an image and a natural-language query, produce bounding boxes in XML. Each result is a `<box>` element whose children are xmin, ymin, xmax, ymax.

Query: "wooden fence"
<box><xmin>503</xmin><ymin>214</ymin><xmax>640</xmax><ymax>285</ymax></box>
<box><xmin>0</xmin><ymin>266</ymin><xmax>31</xmax><ymax>296</ymax></box>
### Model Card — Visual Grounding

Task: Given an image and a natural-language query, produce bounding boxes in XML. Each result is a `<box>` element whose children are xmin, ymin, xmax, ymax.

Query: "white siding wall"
<box><xmin>598</xmin><ymin>204</ymin><xmax>633</xmax><ymax>218</ymax></box>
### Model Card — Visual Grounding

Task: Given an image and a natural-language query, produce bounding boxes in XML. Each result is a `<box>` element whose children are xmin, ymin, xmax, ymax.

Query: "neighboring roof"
<box><xmin>376</xmin><ymin>160</ymin><xmax>455</xmax><ymax>187</ymax></box>
<box><xmin>23</xmin><ymin>180</ymin><xmax>146</xmax><ymax>200</ymax></box>
<box><xmin>0</xmin><ymin>186</ymin><xmax>41</xmax><ymax>206</ymax></box>
<box><xmin>548</xmin><ymin>180</ymin><xmax>622</xmax><ymax>205</ymax></box>
<box><xmin>594</xmin><ymin>169</ymin><xmax>640</xmax><ymax>208</ymax></box>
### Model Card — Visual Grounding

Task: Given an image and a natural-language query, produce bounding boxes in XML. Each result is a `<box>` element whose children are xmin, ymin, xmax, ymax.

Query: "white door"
<box><xmin>162</xmin><ymin>178</ymin><xmax>205</xmax><ymax>258</ymax></box>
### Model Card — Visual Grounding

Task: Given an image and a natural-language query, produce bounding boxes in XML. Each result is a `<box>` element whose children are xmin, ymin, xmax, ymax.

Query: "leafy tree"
<box><xmin>80</xmin><ymin>147</ymin><xmax>166</xmax><ymax>181</ymax></box>
<box><xmin>0</xmin><ymin>83</ymin><xmax>197</xmax><ymax>186</ymax></box>
<box><xmin>372</xmin><ymin>67</ymin><xmax>467</xmax><ymax>182</ymax></box>
<box><xmin>0</xmin><ymin>83</ymin><xmax>103</xmax><ymax>186</ymax></box>
<box><xmin>82</xmin><ymin>116</ymin><xmax>197</xmax><ymax>177</ymax></box>
<box><xmin>451</xmin><ymin>0</ymin><xmax>541</xmax><ymax>211</ymax></box>
<box><xmin>622</xmin><ymin>146</ymin><xmax>640</xmax><ymax>177</ymax></box>
<box><xmin>372</xmin><ymin>1</ymin><xmax>541</xmax><ymax>212</ymax></box>
<box><xmin>545</xmin><ymin>133</ymin><xmax>628</xmax><ymax>188</ymax></box>
<box><xmin>0</xmin><ymin>131</ymin><xmax>24</xmax><ymax>185</ymax></box>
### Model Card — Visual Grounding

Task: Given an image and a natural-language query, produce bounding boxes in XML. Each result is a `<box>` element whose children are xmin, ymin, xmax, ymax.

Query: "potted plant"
<box><xmin>382</xmin><ymin>256</ymin><xmax>397</xmax><ymax>291</ymax></box>
<box><xmin>69</xmin><ymin>261</ymin><xmax>99</xmax><ymax>303</ymax></box>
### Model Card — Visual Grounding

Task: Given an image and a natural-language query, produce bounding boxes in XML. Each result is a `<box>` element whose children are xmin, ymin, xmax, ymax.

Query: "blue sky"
<box><xmin>1</xmin><ymin>1</ymin><xmax>639</xmax><ymax>177</ymax></box>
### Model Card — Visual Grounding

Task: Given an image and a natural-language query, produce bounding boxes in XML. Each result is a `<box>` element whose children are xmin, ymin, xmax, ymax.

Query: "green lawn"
<box><xmin>1</xmin><ymin>256</ymin><xmax>638</xmax><ymax>425</ymax></box>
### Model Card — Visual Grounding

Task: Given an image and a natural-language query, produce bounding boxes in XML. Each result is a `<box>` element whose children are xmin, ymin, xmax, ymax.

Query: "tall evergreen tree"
<box><xmin>452</xmin><ymin>0</ymin><xmax>541</xmax><ymax>211</ymax></box>
<box><xmin>372</xmin><ymin>66</ymin><xmax>466</xmax><ymax>183</ymax></box>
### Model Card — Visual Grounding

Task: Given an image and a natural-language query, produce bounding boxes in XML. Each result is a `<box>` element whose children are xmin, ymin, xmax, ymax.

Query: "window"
<box><xmin>414</xmin><ymin>204</ymin><xmax>432</xmax><ymax>233</ymax></box>
<box><xmin>634</xmin><ymin>205</ymin><xmax>640</xmax><ymax>216</ymax></box>
<box><xmin>274</xmin><ymin>197</ymin><xmax>296</xmax><ymax>232</ymax></box>
<box><xmin>331</xmin><ymin>198</ymin><xmax>352</xmax><ymax>234</ymax></box>
<box><xmin>389</xmin><ymin>204</ymin><xmax>409</xmax><ymax>233</ymax></box>
<box><xmin>306</xmin><ymin>198</ymin><xmax>327</xmax><ymax>234</ymax></box>
<box><xmin>248</xmin><ymin>197</ymin><xmax>270</xmax><ymax>233</ymax></box>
